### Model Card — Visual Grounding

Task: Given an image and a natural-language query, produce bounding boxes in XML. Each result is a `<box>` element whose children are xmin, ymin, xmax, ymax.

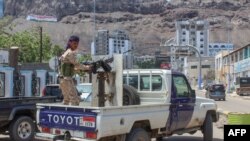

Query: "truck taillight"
<box><xmin>85</xmin><ymin>132</ymin><xmax>97</xmax><ymax>139</ymax></box>
<box><xmin>42</xmin><ymin>87</ymin><xmax>46</xmax><ymax>96</ymax></box>
<box><xmin>42</xmin><ymin>127</ymin><xmax>51</xmax><ymax>133</ymax></box>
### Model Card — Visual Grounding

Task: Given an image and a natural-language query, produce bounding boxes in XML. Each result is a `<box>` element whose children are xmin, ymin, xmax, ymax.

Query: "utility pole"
<box><xmin>227</xmin><ymin>21</ymin><xmax>231</xmax><ymax>93</ymax></box>
<box><xmin>161</xmin><ymin>44</ymin><xmax>202</xmax><ymax>90</ymax></box>
<box><xmin>39</xmin><ymin>26</ymin><xmax>43</xmax><ymax>63</ymax></box>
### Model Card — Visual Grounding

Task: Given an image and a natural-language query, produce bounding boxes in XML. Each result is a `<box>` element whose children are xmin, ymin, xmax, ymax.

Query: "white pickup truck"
<box><xmin>36</xmin><ymin>69</ymin><xmax>218</xmax><ymax>141</ymax></box>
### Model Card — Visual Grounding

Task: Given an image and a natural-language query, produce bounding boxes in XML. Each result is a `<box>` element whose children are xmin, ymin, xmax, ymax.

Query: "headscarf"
<box><xmin>65</xmin><ymin>35</ymin><xmax>80</xmax><ymax>50</ymax></box>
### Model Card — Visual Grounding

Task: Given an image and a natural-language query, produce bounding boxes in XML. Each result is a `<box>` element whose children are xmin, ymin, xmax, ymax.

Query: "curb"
<box><xmin>227</xmin><ymin>93</ymin><xmax>250</xmax><ymax>100</ymax></box>
<box><xmin>217</xmin><ymin>108</ymin><xmax>229</xmax><ymax>116</ymax></box>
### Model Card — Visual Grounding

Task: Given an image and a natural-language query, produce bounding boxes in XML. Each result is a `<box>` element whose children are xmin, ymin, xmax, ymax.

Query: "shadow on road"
<box><xmin>0</xmin><ymin>137</ymin><xmax>44</xmax><ymax>141</ymax></box>
<box><xmin>0</xmin><ymin>137</ymin><xmax>10</xmax><ymax>141</ymax></box>
<box><xmin>0</xmin><ymin>136</ymin><xmax>224</xmax><ymax>141</ymax></box>
<box><xmin>163</xmin><ymin>136</ymin><xmax>223</xmax><ymax>141</ymax></box>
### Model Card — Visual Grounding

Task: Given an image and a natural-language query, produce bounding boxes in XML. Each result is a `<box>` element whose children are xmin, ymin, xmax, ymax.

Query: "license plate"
<box><xmin>82</xmin><ymin>121</ymin><xmax>95</xmax><ymax>128</ymax></box>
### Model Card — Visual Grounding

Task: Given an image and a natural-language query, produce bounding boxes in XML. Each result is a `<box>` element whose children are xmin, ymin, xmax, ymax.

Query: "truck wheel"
<box><xmin>203</xmin><ymin>113</ymin><xmax>213</xmax><ymax>141</ymax></box>
<box><xmin>9</xmin><ymin>116</ymin><xmax>35</xmax><ymax>141</ymax></box>
<box><xmin>156</xmin><ymin>137</ymin><xmax>163</xmax><ymax>141</ymax></box>
<box><xmin>123</xmin><ymin>84</ymin><xmax>140</xmax><ymax>105</ymax></box>
<box><xmin>126</xmin><ymin>128</ymin><xmax>150</xmax><ymax>141</ymax></box>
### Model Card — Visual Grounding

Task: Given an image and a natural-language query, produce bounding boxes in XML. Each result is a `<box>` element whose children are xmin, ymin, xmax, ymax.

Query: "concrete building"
<box><xmin>109</xmin><ymin>30</ymin><xmax>133</xmax><ymax>69</ymax></box>
<box><xmin>0</xmin><ymin>50</ymin><xmax>9</xmax><ymax>65</ymax></box>
<box><xmin>184</xmin><ymin>56</ymin><xmax>215</xmax><ymax>87</ymax></box>
<box><xmin>215</xmin><ymin>51</ymin><xmax>229</xmax><ymax>84</ymax></box>
<box><xmin>170</xmin><ymin>19</ymin><xmax>209</xmax><ymax>72</ymax></box>
<box><xmin>91</xmin><ymin>29</ymin><xmax>133</xmax><ymax>69</ymax></box>
<box><xmin>209</xmin><ymin>43</ymin><xmax>234</xmax><ymax>57</ymax></box>
<box><xmin>0</xmin><ymin>0</ymin><xmax>3</xmax><ymax>18</ymax></box>
<box><xmin>215</xmin><ymin>44</ymin><xmax>250</xmax><ymax>91</ymax></box>
<box><xmin>134</xmin><ymin>55</ymin><xmax>155</xmax><ymax>62</ymax></box>
<box><xmin>91</xmin><ymin>30</ymin><xmax>109</xmax><ymax>55</ymax></box>
<box><xmin>175</xmin><ymin>19</ymin><xmax>209</xmax><ymax>56</ymax></box>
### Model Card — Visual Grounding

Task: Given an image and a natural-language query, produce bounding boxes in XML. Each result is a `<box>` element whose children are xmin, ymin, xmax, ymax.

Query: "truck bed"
<box><xmin>36</xmin><ymin>103</ymin><xmax>170</xmax><ymax>140</ymax></box>
<box><xmin>0</xmin><ymin>96</ymin><xmax>56</xmax><ymax>104</ymax></box>
<box><xmin>0</xmin><ymin>96</ymin><xmax>56</xmax><ymax>125</ymax></box>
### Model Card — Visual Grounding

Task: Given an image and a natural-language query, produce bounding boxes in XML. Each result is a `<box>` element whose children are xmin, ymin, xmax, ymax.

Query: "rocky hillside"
<box><xmin>3</xmin><ymin>0</ymin><xmax>250</xmax><ymax>54</ymax></box>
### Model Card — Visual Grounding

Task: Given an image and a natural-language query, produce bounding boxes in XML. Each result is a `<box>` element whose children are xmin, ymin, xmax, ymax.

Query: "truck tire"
<box><xmin>156</xmin><ymin>137</ymin><xmax>163</xmax><ymax>141</ymax></box>
<box><xmin>203</xmin><ymin>113</ymin><xmax>213</xmax><ymax>141</ymax></box>
<box><xmin>126</xmin><ymin>128</ymin><xmax>150</xmax><ymax>141</ymax></box>
<box><xmin>9</xmin><ymin>116</ymin><xmax>35</xmax><ymax>141</ymax></box>
<box><xmin>123</xmin><ymin>84</ymin><xmax>140</xmax><ymax>105</ymax></box>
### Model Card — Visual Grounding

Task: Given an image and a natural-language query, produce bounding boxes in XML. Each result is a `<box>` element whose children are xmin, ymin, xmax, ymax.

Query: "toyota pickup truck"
<box><xmin>0</xmin><ymin>96</ymin><xmax>57</xmax><ymax>141</ymax></box>
<box><xmin>36</xmin><ymin>69</ymin><xmax>219</xmax><ymax>141</ymax></box>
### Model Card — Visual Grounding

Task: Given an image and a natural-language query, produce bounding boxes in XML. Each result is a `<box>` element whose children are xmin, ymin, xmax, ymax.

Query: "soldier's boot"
<box><xmin>63</xmin><ymin>100</ymin><xmax>70</xmax><ymax>105</ymax></box>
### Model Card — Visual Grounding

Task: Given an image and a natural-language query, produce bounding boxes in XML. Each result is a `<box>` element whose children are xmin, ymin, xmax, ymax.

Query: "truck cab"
<box><xmin>123</xmin><ymin>70</ymin><xmax>198</xmax><ymax>130</ymax></box>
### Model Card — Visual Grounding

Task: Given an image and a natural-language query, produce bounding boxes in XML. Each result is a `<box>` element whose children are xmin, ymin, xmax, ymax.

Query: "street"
<box><xmin>1</xmin><ymin>89</ymin><xmax>250</xmax><ymax>141</ymax></box>
<box><xmin>196</xmin><ymin>89</ymin><xmax>250</xmax><ymax>113</ymax></box>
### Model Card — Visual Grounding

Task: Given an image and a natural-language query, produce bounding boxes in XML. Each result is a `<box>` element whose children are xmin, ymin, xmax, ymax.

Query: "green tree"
<box><xmin>0</xmin><ymin>27</ymin><xmax>60</xmax><ymax>63</ymax></box>
<box><xmin>136</xmin><ymin>60</ymin><xmax>155</xmax><ymax>69</ymax></box>
<box><xmin>52</xmin><ymin>45</ymin><xmax>64</xmax><ymax>56</ymax></box>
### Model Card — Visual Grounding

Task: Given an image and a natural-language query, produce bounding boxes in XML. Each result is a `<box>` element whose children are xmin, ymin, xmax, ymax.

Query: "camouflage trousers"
<box><xmin>59</xmin><ymin>77</ymin><xmax>80</xmax><ymax>106</ymax></box>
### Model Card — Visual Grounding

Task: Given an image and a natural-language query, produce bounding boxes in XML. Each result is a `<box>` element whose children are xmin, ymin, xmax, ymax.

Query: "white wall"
<box><xmin>0</xmin><ymin>50</ymin><xmax>9</xmax><ymax>64</ymax></box>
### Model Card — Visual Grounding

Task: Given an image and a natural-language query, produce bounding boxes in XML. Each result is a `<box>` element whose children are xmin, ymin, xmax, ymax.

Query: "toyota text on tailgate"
<box><xmin>37</xmin><ymin>106</ymin><xmax>98</xmax><ymax>140</ymax></box>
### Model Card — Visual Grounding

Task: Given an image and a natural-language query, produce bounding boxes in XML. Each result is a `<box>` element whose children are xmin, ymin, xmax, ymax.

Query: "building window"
<box><xmin>200</xmin><ymin>44</ymin><xmax>204</xmax><ymax>48</ymax></box>
<box><xmin>200</xmin><ymin>32</ymin><xmax>204</xmax><ymax>35</ymax></box>
<box><xmin>244</xmin><ymin>48</ymin><xmax>248</xmax><ymax>59</ymax></box>
<box><xmin>214</xmin><ymin>45</ymin><xmax>219</xmax><ymax>48</ymax></box>
<box><xmin>221</xmin><ymin>45</ymin><xmax>225</xmax><ymax>48</ymax></box>
<box><xmin>182</xmin><ymin>39</ymin><xmax>186</xmax><ymax>42</ymax></box>
<box><xmin>182</xmin><ymin>31</ymin><xmax>186</xmax><ymax>35</ymax></box>
<box><xmin>209</xmin><ymin>45</ymin><xmax>212</xmax><ymax>48</ymax></box>
<box><xmin>200</xmin><ymin>51</ymin><xmax>203</xmax><ymax>54</ymax></box>
<box><xmin>200</xmin><ymin>38</ymin><xmax>204</xmax><ymax>42</ymax></box>
<box><xmin>202</xmin><ymin>65</ymin><xmax>210</xmax><ymax>68</ymax></box>
<box><xmin>191</xmin><ymin>31</ymin><xmax>195</xmax><ymax>35</ymax></box>
<box><xmin>240</xmin><ymin>50</ymin><xmax>243</xmax><ymax>60</ymax></box>
<box><xmin>191</xmin><ymin>66</ymin><xmax>197</xmax><ymax>69</ymax></box>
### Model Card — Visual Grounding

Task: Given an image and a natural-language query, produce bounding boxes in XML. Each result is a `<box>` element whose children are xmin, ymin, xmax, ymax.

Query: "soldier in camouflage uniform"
<box><xmin>59</xmin><ymin>35</ymin><xmax>91</xmax><ymax>106</ymax></box>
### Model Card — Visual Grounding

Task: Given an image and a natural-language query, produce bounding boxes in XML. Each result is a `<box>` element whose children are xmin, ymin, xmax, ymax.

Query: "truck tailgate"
<box><xmin>37</xmin><ymin>104</ymin><xmax>99</xmax><ymax>140</ymax></box>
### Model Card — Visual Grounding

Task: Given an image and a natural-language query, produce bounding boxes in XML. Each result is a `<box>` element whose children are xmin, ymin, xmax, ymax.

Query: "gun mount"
<box><xmin>83</xmin><ymin>57</ymin><xmax>113</xmax><ymax>74</ymax></box>
<box><xmin>89</xmin><ymin>55</ymin><xmax>123</xmax><ymax>107</ymax></box>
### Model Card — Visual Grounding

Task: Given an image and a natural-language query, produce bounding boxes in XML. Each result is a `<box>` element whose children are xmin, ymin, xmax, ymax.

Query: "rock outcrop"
<box><xmin>3</xmin><ymin>0</ymin><xmax>250</xmax><ymax>54</ymax></box>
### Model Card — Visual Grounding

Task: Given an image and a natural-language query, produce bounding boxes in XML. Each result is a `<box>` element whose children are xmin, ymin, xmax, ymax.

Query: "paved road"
<box><xmin>162</xmin><ymin>124</ymin><xmax>223</xmax><ymax>141</ymax></box>
<box><xmin>0</xmin><ymin>125</ymin><xmax>224</xmax><ymax>141</ymax></box>
<box><xmin>0</xmin><ymin>135</ymin><xmax>44</xmax><ymax>141</ymax></box>
<box><xmin>196</xmin><ymin>89</ymin><xmax>250</xmax><ymax>113</ymax></box>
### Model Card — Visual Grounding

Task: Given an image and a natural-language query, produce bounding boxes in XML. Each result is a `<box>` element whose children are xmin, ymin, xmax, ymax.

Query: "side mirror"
<box><xmin>190</xmin><ymin>89</ymin><xmax>196</xmax><ymax>97</ymax></box>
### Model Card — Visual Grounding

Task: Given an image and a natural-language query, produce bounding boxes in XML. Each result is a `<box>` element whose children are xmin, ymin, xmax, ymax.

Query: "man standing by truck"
<box><xmin>59</xmin><ymin>35</ymin><xmax>92</xmax><ymax>106</ymax></box>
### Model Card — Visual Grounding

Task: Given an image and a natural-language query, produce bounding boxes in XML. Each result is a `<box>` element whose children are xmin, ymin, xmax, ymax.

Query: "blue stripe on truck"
<box><xmin>39</xmin><ymin>107</ymin><xmax>97</xmax><ymax>131</ymax></box>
